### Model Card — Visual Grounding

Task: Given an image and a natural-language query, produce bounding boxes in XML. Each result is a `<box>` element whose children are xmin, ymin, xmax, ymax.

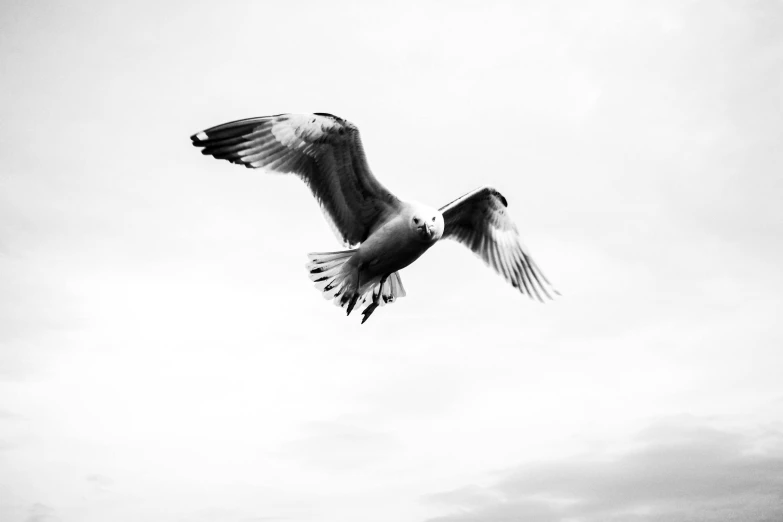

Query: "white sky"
<box><xmin>1</xmin><ymin>1</ymin><xmax>782</xmax><ymax>521</ymax></box>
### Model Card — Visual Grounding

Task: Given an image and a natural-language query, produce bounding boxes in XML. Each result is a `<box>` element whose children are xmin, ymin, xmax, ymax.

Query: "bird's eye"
<box><xmin>414</xmin><ymin>218</ymin><xmax>420</xmax><ymax>224</ymax></box>
<box><xmin>431</xmin><ymin>217</ymin><xmax>436</xmax><ymax>222</ymax></box>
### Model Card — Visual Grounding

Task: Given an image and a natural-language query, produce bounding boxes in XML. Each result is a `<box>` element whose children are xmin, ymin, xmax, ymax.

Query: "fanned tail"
<box><xmin>306</xmin><ymin>250</ymin><xmax>357</xmax><ymax>303</ymax></box>
<box><xmin>305</xmin><ymin>250</ymin><xmax>406</xmax><ymax>323</ymax></box>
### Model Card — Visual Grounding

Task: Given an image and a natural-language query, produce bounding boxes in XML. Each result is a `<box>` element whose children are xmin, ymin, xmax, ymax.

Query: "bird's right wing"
<box><xmin>191</xmin><ymin>113</ymin><xmax>401</xmax><ymax>247</ymax></box>
<box><xmin>439</xmin><ymin>186</ymin><xmax>558</xmax><ymax>301</ymax></box>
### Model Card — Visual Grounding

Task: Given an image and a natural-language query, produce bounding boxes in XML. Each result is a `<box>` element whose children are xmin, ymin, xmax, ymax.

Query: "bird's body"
<box><xmin>351</xmin><ymin>201</ymin><xmax>443</xmax><ymax>280</ymax></box>
<box><xmin>191</xmin><ymin>112</ymin><xmax>556</xmax><ymax>323</ymax></box>
<box><xmin>306</xmin><ymin>200</ymin><xmax>444</xmax><ymax>321</ymax></box>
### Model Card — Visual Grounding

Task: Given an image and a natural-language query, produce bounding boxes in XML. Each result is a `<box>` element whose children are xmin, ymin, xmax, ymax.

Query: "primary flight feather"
<box><xmin>191</xmin><ymin>112</ymin><xmax>557</xmax><ymax>323</ymax></box>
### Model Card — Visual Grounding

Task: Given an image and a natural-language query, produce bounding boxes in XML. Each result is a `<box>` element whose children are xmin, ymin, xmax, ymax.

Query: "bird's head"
<box><xmin>408</xmin><ymin>202</ymin><xmax>444</xmax><ymax>243</ymax></box>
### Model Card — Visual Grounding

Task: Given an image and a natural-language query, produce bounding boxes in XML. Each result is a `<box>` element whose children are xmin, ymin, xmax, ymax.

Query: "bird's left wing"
<box><xmin>190</xmin><ymin>113</ymin><xmax>401</xmax><ymax>247</ymax></box>
<box><xmin>439</xmin><ymin>187</ymin><xmax>558</xmax><ymax>301</ymax></box>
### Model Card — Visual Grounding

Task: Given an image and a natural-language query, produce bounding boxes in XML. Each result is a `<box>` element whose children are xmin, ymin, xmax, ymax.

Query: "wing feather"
<box><xmin>439</xmin><ymin>186</ymin><xmax>558</xmax><ymax>301</ymax></box>
<box><xmin>191</xmin><ymin>113</ymin><xmax>401</xmax><ymax>247</ymax></box>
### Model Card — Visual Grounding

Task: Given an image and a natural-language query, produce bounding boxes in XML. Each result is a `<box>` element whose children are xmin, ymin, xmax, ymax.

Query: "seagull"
<box><xmin>190</xmin><ymin>113</ymin><xmax>557</xmax><ymax>323</ymax></box>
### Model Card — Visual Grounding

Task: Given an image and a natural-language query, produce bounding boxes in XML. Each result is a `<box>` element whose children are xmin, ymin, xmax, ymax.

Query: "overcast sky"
<box><xmin>1</xmin><ymin>1</ymin><xmax>782</xmax><ymax>521</ymax></box>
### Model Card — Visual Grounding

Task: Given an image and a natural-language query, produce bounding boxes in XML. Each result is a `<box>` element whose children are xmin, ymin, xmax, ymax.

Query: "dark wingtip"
<box><xmin>313</xmin><ymin>112</ymin><xmax>342</xmax><ymax>121</ymax></box>
<box><xmin>190</xmin><ymin>131</ymin><xmax>208</xmax><ymax>146</ymax></box>
<box><xmin>494</xmin><ymin>190</ymin><xmax>508</xmax><ymax>207</ymax></box>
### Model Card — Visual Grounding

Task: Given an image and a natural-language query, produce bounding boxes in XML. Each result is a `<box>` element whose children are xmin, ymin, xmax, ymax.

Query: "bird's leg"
<box><xmin>361</xmin><ymin>274</ymin><xmax>388</xmax><ymax>324</ymax></box>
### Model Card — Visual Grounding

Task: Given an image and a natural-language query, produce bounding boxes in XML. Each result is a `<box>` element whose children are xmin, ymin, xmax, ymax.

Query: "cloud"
<box><xmin>25</xmin><ymin>503</ymin><xmax>56</xmax><ymax>522</ymax></box>
<box><xmin>85</xmin><ymin>474</ymin><xmax>113</xmax><ymax>491</ymax></box>
<box><xmin>182</xmin><ymin>506</ymin><xmax>287</xmax><ymax>522</ymax></box>
<box><xmin>278</xmin><ymin>421</ymin><xmax>398</xmax><ymax>471</ymax></box>
<box><xmin>0</xmin><ymin>408</ymin><xmax>30</xmax><ymax>453</ymax></box>
<box><xmin>0</xmin><ymin>409</ymin><xmax>23</xmax><ymax>421</ymax></box>
<box><xmin>425</xmin><ymin>419</ymin><xmax>783</xmax><ymax>522</ymax></box>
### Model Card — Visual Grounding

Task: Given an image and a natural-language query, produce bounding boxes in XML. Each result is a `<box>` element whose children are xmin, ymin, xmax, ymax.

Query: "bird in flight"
<box><xmin>191</xmin><ymin>113</ymin><xmax>557</xmax><ymax>323</ymax></box>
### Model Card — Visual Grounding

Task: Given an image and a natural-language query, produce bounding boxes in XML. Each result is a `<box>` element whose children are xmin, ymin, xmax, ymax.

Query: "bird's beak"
<box><xmin>418</xmin><ymin>224</ymin><xmax>435</xmax><ymax>239</ymax></box>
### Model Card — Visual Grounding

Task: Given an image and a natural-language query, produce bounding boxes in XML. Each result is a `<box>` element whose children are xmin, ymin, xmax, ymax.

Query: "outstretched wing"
<box><xmin>439</xmin><ymin>187</ymin><xmax>558</xmax><ymax>301</ymax></box>
<box><xmin>191</xmin><ymin>113</ymin><xmax>401</xmax><ymax>247</ymax></box>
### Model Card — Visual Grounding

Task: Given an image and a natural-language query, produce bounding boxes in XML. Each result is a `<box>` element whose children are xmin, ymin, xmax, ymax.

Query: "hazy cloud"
<box><xmin>182</xmin><ymin>507</ymin><xmax>286</xmax><ymax>522</ymax></box>
<box><xmin>84</xmin><ymin>474</ymin><xmax>113</xmax><ymax>491</ymax></box>
<box><xmin>25</xmin><ymin>503</ymin><xmax>57</xmax><ymax>522</ymax></box>
<box><xmin>1</xmin><ymin>1</ymin><xmax>781</xmax><ymax>521</ymax></box>
<box><xmin>279</xmin><ymin>421</ymin><xmax>398</xmax><ymax>471</ymax></box>
<box><xmin>0</xmin><ymin>409</ymin><xmax>23</xmax><ymax>420</ymax></box>
<box><xmin>0</xmin><ymin>408</ymin><xmax>29</xmax><ymax>453</ymax></box>
<box><xmin>426</xmin><ymin>419</ymin><xmax>783</xmax><ymax>522</ymax></box>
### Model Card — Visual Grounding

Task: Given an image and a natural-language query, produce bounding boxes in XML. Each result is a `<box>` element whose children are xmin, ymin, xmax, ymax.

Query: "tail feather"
<box><xmin>307</xmin><ymin>250</ymin><xmax>355</xmax><ymax>265</ymax></box>
<box><xmin>309</xmin><ymin>264</ymin><xmax>345</xmax><ymax>282</ymax></box>
<box><xmin>307</xmin><ymin>251</ymin><xmax>354</xmax><ymax>300</ymax></box>
<box><xmin>387</xmin><ymin>272</ymin><xmax>406</xmax><ymax>301</ymax></box>
<box><xmin>305</xmin><ymin>250</ymin><xmax>406</xmax><ymax>322</ymax></box>
<box><xmin>315</xmin><ymin>276</ymin><xmax>343</xmax><ymax>294</ymax></box>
